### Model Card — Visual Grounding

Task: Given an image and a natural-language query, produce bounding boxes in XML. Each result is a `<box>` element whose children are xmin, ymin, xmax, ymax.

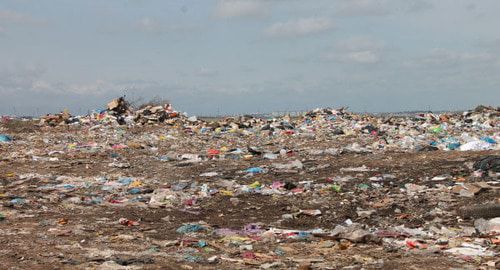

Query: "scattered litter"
<box><xmin>1</xmin><ymin>101</ymin><xmax>499</xmax><ymax>268</ymax></box>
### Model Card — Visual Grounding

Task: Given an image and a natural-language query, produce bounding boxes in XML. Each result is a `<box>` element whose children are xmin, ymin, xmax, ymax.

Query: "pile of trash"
<box><xmin>39</xmin><ymin>109</ymin><xmax>73</xmax><ymax>126</ymax></box>
<box><xmin>37</xmin><ymin>97</ymin><xmax>187</xmax><ymax>127</ymax></box>
<box><xmin>36</xmin><ymin>100</ymin><xmax>499</xmax><ymax>153</ymax></box>
<box><xmin>106</xmin><ymin>97</ymin><xmax>183</xmax><ymax>125</ymax></box>
<box><xmin>0</xmin><ymin>102</ymin><xmax>499</xmax><ymax>269</ymax></box>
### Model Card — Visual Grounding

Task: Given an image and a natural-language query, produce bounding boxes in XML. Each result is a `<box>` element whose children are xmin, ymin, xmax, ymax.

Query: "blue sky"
<box><xmin>1</xmin><ymin>0</ymin><xmax>499</xmax><ymax>115</ymax></box>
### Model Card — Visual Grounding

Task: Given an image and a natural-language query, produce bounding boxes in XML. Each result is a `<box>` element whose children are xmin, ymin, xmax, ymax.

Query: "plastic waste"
<box><xmin>245</xmin><ymin>167</ymin><xmax>264</xmax><ymax>174</ymax></box>
<box><xmin>459</xmin><ymin>140</ymin><xmax>494</xmax><ymax>151</ymax></box>
<box><xmin>176</xmin><ymin>224</ymin><xmax>205</xmax><ymax>234</ymax></box>
<box><xmin>0</xmin><ymin>134</ymin><xmax>12</xmax><ymax>143</ymax></box>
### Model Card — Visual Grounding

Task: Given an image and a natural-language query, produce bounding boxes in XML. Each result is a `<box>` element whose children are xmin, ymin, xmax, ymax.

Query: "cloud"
<box><xmin>405</xmin><ymin>0</ymin><xmax>433</xmax><ymax>13</ymax></box>
<box><xmin>0</xmin><ymin>76</ymin><xmax>126</xmax><ymax>115</ymax></box>
<box><xmin>214</xmin><ymin>0</ymin><xmax>266</xmax><ymax>18</ymax></box>
<box><xmin>0</xmin><ymin>9</ymin><xmax>32</xmax><ymax>23</ymax></box>
<box><xmin>335</xmin><ymin>0</ymin><xmax>392</xmax><ymax>16</ymax></box>
<box><xmin>195</xmin><ymin>67</ymin><xmax>219</xmax><ymax>77</ymax></box>
<box><xmin>0</xmin><ymin>9</ymin><xmax>46</xmax><ymax>34</ymax></box>
<box><xmin>345</xmin><ymin>51</ymin><xmax>380</xmax><ymax>64</ymax></box>
<box><xmin>0</xmin><ymin>64</ymin><xmax>47</xmax><ymax>94</ymax></box>
<box><xmin>416</xmin><ymin>48</ymin><xmax>496</xmax><ymax>67</ymax></box>
<box><xmin>66</xmin><ymin>80</ymin><xmax>123</xmax><ymax>95</ymax></box>
<box><xmin>29</xmin><ymin>79</ymin><xmax>121</xmax><ymax>96</ymax></box>
<box><xmin>0</xmin><ymin>64</ymin><xmax>124</xmax><ymax>97</ymax></box>
<box><xmin>137</xmin><ymin>17</ymin><xmax>162</xmax><ymax>32</ymax></box>
<box><xmin>325</xmin><ymin>36</ymin><xmax>385</xmax><ymax>64</ymax></box>
<box><xmin>0</xmin><ymin>9</ymin><xmax>43</xmax><ymax>24</ymax></box>
<box><xmin>135</xmin><ymin>17</ymin><xmax>194</xmax><ymax>34</ymax></box>
<box><xmin>474</xmin><ymin>38</ymin><xmax>500</xmax><ymax>55</ymax></box>
<box><xmin>264</xmin><ymin>17</ymin><xmax>333</xmax><ymax>38</ymax></box>
<box><xmin>335</xmin><ymin>0</ymin><xmax>432</xmax><ymax>16</ymax></box>
<box><xmin>335</xmin><ymin>36</ymin><xmax>385</xmax><ymax>51</ymax></box>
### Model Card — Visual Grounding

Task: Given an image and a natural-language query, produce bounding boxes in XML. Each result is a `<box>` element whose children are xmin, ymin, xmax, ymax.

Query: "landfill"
<box><xmin>0</xmin><ymin>99</ymin><xmax>499</xmax><ymax>269</ymax></box>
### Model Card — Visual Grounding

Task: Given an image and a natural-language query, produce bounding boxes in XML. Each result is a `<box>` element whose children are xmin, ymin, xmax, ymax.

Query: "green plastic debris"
<box><xmin>331</xmin><ymin>184</ymin><xmax>341</xmax><ymax>193</ymax></box>
<box><xmin>358</xmin><ymin>183</ymin><xmax>370</xmax><ymax>190</ymax></box>
<box><xmin>430</xmin><ymin>125</ymin><xmax>443</xmax><ymax>133</ymax></box>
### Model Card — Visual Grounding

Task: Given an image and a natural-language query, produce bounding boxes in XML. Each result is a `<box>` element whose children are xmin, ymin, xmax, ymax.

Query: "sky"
<box><xmin>1</xmin><ymin>0</ymin><xmax>500</xmax><ymax>116</ymax></box>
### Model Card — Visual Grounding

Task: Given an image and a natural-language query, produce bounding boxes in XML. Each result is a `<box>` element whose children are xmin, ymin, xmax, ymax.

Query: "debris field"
<box><xmin>0</xmin><ymin>101</ymin><xmax>499</xmax><ymax>269</ymax></box>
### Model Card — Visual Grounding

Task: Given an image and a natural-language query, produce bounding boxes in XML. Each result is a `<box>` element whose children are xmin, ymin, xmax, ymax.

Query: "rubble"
<box><xmin>459</xmin><ymin>204</ymin><xmax>500</xmax><ymax>219</ymax></box>
<box><xmin>473</xmin><ymin>155</ymin><xmax>500</xmax><ymax>172</ymax></box>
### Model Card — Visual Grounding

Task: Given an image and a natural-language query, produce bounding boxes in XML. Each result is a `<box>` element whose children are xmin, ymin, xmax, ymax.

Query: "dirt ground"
<box><xmin>0</xmin><ymin>122</ymin><xmax>498</xmax><ymax>269</ymax></box>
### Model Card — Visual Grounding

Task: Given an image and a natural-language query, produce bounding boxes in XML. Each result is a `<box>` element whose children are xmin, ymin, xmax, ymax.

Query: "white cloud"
<box><xmin>0</xmin><ymin>10</ymin><xmax>30</xmax><ymax>23</ymax></box>
<box><xmin>0</xmin><ymin>64</ymin><xmax>46</xmax><ymax>93</ymax></box>
<box><xmin>135</xmin><ymin>17</ymin><xmax>191</xmax><ymax>33</ymax></box>
<box><xmin>477</xmin><ymin>38</ymin><xmax>500</xmax><ymax>56</ymax></box>
<box><xmin>264</xmin><ymin>17</ymin><xmax>333</xmax><ymax>38</ymax></box>
<box><xmin>419</xmin><ymin>48</ymin><xmax>495</xmax><ymax>67</ymax></box>
<box><xmin>137</xmin><ymin>17</ymin><xmax>161</xmax><ymax>32</ymax></box>
<box><xmin>214</xmin><ymin>0</ymin><xmax>266</xmax><ymax>18</ymax></box>
<box><xmin>406</xmin><ymin>0</ymin><xmax>433</xmax><ymax>13</ymax></box>
<box><xmin>0</xmin><ymin>65</ymin><xmax>123</xmax><ymax>96</ymax></box>
<box><xmin>0</xmin><ymin>9</ymin><xmax>41</xmax><ymax>24</ymax></box>
<box><xmin>325</xmin><ymin>36</ymin><xmax>385</xmax><ymax>64</ymax></box>
<box><xmin>336</xmin><ymin>0</ymin><xmax>392</xmax><ymax>16</ymax></box>
<box><xmin>31</xmin><ymin>80</ymin><xmax>51</xmax><ymax>91</ymax></box>
<box><xmin>66</xmin><ymin>80</ymin><xmax>120</xmax><ymax>95</ymax></box>
<box><xmin>345</xmin><ymin>51</ymin><xmax>380</xmax><ymax>64</ymax></box>
<box><xmin>335</xmin><ymin>0</ymin><xmax>432</xmax><ymax>16</ymax></box>
<box><xmin>335</xmin><ymin>36</ymin><xmax>384</xmax><ymax>51</ymax></box>
<box><xmin>0</xmin><ymin>9</ymin><xmax>45</xmax><ymax>34</ymax></box>
<box><xmin>195</xmin><ymin>67</ymin><xmax>219</xmax><ymax>77</ymax></box>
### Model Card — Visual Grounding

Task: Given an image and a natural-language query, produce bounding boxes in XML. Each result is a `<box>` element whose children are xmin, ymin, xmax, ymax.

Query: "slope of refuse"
<box><xmin>0</xmin><ymin>100</ymin><xmax>499</xmax><ymax>269</ymax></box>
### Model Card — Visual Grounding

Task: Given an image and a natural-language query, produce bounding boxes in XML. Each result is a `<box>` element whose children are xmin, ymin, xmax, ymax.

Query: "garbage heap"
<box><xmin>90</xmin><ymin>97</ymin><xmax>184</xmax><ymax>125</ymax></box>
<box><xmin>35</xmin><ymin>100</ymin><xmax>499</xmax><ymax>153</ymax></box>
<box><xmin>1</xmin><ymin>102</ymin><xmax>500</xmax><ymax>269</ymax></box>
<box><xmin>134</xmin><ymin>104</ymin><xmax>180</xmax><ymax>125</ymax></box>
<box><xmin>104</xmin><ymin>96</ymin><xmax>185</xmax><ymax>125</ymax></box>
<box><xmin>39</xmin><ymin>109</ymin><xmax>73</xmax><ymax>126</ymax></box>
